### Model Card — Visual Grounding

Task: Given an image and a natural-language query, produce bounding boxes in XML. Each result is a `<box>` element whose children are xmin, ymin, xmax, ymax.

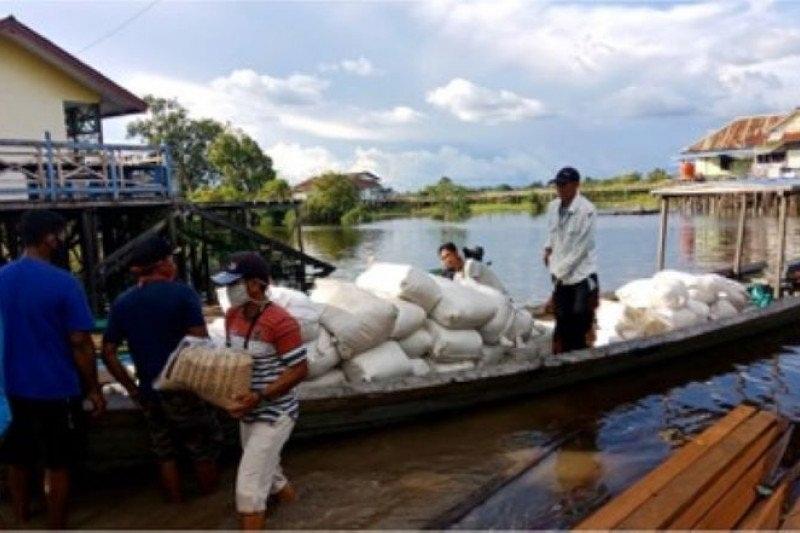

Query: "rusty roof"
<box><xmin>0</xmin><ymin>16</ymin><xmax>147</xmax><ymax>117</ymax></box>
<box><xmin>683</xmin><ymin>114</ymin><xmax>788</xmax><ymax>153</ymax></box>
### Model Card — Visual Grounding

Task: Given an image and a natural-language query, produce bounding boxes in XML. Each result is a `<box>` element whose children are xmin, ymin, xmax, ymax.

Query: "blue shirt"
<box><xmin>104</xmin><ymin>281</ymin><xmax>205</xmax><ymax>394</ymax></box>
<box><xmin>0</xmin><ymin>309</ymin><xmax>10</xmax><ymax>435</ymax></box>
<box><xmin>0</xmin><ymin>257</ymin><xmax>94</xmax><ymax>399</ymax></box>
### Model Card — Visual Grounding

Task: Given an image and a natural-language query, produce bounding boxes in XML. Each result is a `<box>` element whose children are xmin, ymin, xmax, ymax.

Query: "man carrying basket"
<box><xmin>213</xmin><ymin>251</ymin><xmax>309</xmax><ymax>531</ymax></box>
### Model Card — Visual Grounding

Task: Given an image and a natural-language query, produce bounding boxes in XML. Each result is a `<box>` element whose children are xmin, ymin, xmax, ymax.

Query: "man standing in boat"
<box><xmin>101</xmin><ymin>236</ymin><xmax>222</xmax><ymax>503</ymax></box>
<box><xmin>543</xmin><ymin>167</ymin><xmax>599</xmax><ymax>354</ymax></box>
<box><xmin>213</xmin><ymin>252</ymin><xmax>308</xmax><ymax>530</ymax></box>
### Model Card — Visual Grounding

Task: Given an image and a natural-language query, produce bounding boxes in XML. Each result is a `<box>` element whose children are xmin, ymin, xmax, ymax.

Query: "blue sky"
<box><xmin>5</xmin><ymin>0</ymin><xmax>800</xmax><ymax>190</ymax></box>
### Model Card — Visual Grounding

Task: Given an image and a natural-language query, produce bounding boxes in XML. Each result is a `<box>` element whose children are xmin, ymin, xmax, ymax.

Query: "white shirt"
<box><xmin>455</xmin><ymin>259</ymin><xmax>508</xmax><ymax>295</ymax></box>
<box><xmin>545</xmin><ymin>192</ymin><xmax>598</xmax><ymax>285</ymax></box>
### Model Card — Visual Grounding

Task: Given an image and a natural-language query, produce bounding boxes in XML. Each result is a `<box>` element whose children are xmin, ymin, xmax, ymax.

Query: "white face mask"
<box><xmin>216</xmin><ymin>281</ymin><xmax>250</xmax><ymax>313</ymax></box>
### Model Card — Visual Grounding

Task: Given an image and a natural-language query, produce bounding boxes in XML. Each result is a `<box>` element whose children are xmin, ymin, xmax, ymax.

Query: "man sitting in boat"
<box><xmin>543</xmin><ymin>166</ymin><xmax>599</xmax><ymax>354</ymax></box>
<box><xmin>438</xmin><ymin>242</ymin><xmax>508</xmax><ymax>294</ymax></box>
<box><xmin>101</xmin><ymin>236</ymin><xmax>222</xmax><ymax>503</ymax></box>
<box><xmin>213</xmin><ymin>252</ymin><xmax>309</xmax><ymax>531</ymax></box>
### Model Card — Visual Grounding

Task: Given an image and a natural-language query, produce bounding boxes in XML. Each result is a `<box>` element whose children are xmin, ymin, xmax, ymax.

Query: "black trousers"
<box><xmin>553</xmin><ymin>274</ymin><xmax>599</xmax><ymax>354</ymax></box>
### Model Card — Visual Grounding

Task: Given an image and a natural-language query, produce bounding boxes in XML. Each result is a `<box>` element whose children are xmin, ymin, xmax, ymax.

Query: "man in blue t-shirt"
<box><xmin>0</xmin><ymin>210</ymin><xmax>105</xmax><ymax>529</ymax></box>
<box><xmin>102</xmin><ymin>236</ymin><xmax>221</xmax><ymax>503</ymax></box>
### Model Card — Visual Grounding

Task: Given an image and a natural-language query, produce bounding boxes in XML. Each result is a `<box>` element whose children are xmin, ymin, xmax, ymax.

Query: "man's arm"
<box><xmin>100</xmin><ymin>340</ymin><xmax>140</xmax><ymax>403</ymax></box>
<box><xmin>549</xmin><ymin>210</ymin><xmax>595</xmax><ymax>282</ymax></box>
<box><xmin>69</xmin><ymin>331</ymin><xmax>105</xmax><ymax>416</ymax></box>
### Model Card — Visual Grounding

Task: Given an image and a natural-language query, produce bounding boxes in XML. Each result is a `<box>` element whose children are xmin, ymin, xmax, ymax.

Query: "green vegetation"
<box><xmin>421</xmin><ymin>176</ymin><xmax>472</xmax><ymax>221</ymax></box>
<box><xmin>257</xmin><ymin>179</ymin><xmax>292</xmax><ymax>202</ymax></box>
<box><xmin>207</xmin><ymin>130</ymin><xmax>276</xmax><ymax>194</ymax></box>
<box><xmin>303</xmin><ymin>173</ymin><xmax>360</xmax><ymax>224</ymax></box>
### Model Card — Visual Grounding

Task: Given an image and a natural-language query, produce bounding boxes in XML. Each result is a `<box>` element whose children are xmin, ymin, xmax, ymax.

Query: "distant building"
<box><xmin>0</xmin><ymin>16</ymin><xmax>146</xmax><ymax>142</ymax></box>
<box><xmin>293</xmin><ymin>171</ymin><xmax>392</xmax><ymax>203</ymax></box>
<box><xmin>681</xmin><ymin>110</ymin><xmax>800</xmax><ymax>179</ymax></box>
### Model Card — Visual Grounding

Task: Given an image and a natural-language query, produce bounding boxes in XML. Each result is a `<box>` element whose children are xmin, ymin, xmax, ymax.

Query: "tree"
<box><xmin>423</xmin><ymin>176</ymin><xmax>471</xmax><ymax>221</ymax></box>
<box><xmin>256</xmin><ymin>178</ymin><xmax>292</xmax><ymax>202</ymax></box>
<box><xmin>126</xmin><ymin>95</ymin><xmax>224</xmax><ymax>193</ymax></box>
<box><xmin>207</xmin><ymin>130</ymin><xmax>276</xmax><ymax>194</ymax></box>
<box><xmin>646</xmin><ymin>168</ymin><xmax>671</xmax><ymax>182</ymax></box>
<box><xmin>303</xmin><ymin>173</ymin><xmax>360</xmax><ymax>224</ymax></box>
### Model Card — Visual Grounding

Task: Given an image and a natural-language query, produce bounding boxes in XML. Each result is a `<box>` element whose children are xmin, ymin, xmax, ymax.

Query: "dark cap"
<box><xmin>129</xmin><ymin>236</ymin><xmax>176</xmax><ymax>269</ymax></box>
<box><xmin>550</xmin><ymin>166</ymin><xmax>581</xmax><ymax>185</ymax></box>
<box><xmin>212</xmin><ymin>251</ymin><xmax>271</xmax><ymax>286</ymax></box>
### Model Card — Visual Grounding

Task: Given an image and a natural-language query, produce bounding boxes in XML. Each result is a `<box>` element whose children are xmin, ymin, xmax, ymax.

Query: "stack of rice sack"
<box><xmin>594</xmin><ymin>270</ymin><xmax>750</xmax><ymax>346</ymax></box>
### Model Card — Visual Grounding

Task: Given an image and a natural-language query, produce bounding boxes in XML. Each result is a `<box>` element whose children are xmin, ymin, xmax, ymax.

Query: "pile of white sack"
<box><xmin>595</xmin><ymin>270</ymin><xmax>751</xmax><ymax>347</ymax></box>
<box><xmin>207</xmin><ymin>262</ymin><xmax>550</xmax><ymax>389</ymax></box>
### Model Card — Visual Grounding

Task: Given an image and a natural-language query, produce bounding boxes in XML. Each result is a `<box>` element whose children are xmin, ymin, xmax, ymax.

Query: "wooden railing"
<box><xmin>0</xmin><ymin>132</ymin><xmax>174</xmax><ymax>202</ymax></box>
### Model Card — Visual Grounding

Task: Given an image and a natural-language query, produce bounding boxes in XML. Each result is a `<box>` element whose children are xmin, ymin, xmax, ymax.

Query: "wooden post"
<box><xmin>774</xmin><ymin>193</ymin><xmax>788</xmax><ymax>299</ymax></box>
<box><xmin>656</xmin><ymin>196</ymin><xmax>669</xmax><ymax>271</ymax></box>
<box><xmin>80</xmin><ymin>209</ymin><xmax>100</xmax><ymax>314</ymax></box>
<box><xmin>733</xmin><ymin>194</ymin><xmax>747</xmax><ymax>277</ymax></box>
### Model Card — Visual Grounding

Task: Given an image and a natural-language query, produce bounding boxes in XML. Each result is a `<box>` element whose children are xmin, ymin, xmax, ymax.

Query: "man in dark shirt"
<box><xmin>101</xmin><ymin>236</ymin><xmax>221</xmax><ymax>503</ymax></box>
<box><xmin>0</xmin><ymin>210</ymin><xmax>105</xmax><ymax>529</ymax></box>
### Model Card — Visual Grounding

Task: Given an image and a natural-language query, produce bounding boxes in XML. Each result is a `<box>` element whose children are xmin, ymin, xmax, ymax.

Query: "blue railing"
<box><xmin>0</xmin><ymin>132</ymin><xmax>174</xmax><ymax>202</ymax></box>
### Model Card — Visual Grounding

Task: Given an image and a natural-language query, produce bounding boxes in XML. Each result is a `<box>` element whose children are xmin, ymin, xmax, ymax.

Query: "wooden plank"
<box><xmin>738</xmin><ymin>477</ymin><xmax>791</xmax><ymax>530</ymax></box>
<box><xmin>619</xmin><ymin>411</ymin><xmax>777</xmax><ymax>529</ymax></box>
<box><xmin>575</xmin><ymin>405</ymin><xmax>757</xmax><ymax>529</ymax></box>
<box><xmin>684</xmin><ymin>421</ymin><xmax>789</xmax><ymax>529</ymax></box>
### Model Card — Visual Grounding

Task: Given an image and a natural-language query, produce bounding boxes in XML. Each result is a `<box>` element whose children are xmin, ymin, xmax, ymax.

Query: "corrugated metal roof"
<box><xmin>653</xmin><ymin>177</ymin><xmax>800</xmax><ymax>197</ymax></box>
<box><xmin>683</xmin><ymin>114</ymin><xmax>787</xmax><ymax>154</ymax></box>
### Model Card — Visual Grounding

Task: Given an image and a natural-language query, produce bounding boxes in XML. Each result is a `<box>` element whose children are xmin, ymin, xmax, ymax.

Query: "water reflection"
<box><xmin>453</xmin><ymin>326</ymin><xmax>800</xmax><ymax>529</ymax></box>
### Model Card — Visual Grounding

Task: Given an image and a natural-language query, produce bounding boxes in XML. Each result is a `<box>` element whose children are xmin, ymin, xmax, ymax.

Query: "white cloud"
<box><xmin>319</xmin><ymin>56</ymin><xmax>379</xmax><ymax>76</ymax></box>
<box><xmin>265</xmin><ymin>141</ymin><xmax>546</xmax><ymax>190</ymax></box>
<box><xmin>416</xmin><ymin>1</ymin><xmax>800</xmax><ymax>118</ymax></box>
<box><xmin>426</xmin><ymin>78</ymin><xmax>546</xmax><ymax>123</ymax></box>
<box><xmin>210</xmin><ymin>69</ymin><xmax>328</xmax><ymax>106</ymax></box>
<box><xmin>365</xmin><ymin>106</ymin><xmax>425</xmax><ymax>125</ymax></box>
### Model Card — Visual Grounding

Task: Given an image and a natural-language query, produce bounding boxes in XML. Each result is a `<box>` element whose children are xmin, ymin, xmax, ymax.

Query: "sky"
<box><xmin>5</xmin><ymin>0</ymin><xmax>800</xmax><ymax>191</ymax></box>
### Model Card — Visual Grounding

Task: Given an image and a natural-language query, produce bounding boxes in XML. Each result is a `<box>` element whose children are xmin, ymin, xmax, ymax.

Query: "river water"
<box><xmin>293</xmin><ymin>212</ymin><xmax>800</xmax><ymax>528</ymax></box>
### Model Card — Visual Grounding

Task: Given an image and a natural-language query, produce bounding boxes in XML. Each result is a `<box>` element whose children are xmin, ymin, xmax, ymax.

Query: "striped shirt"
<box><xmin>226</xmin><ymin>303</ymin><xmax>306</xmax><ymax>424</ymax></box>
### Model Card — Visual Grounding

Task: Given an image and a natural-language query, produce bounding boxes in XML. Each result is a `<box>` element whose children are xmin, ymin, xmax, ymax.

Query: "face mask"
<box><xmin>217</xmin><ymin>282</ymin><xmax>249</xmax><ymax>313</ymax></box>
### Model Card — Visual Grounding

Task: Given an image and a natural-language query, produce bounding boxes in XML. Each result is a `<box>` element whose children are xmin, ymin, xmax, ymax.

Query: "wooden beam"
<box><xmin>733</xmin><ymin>194</ymin><xmax>747</xmax><ymax>276</ymax></box>
<box><xmin>775</xmin><ymin>193</ymin><xmax>788</xmax><ymax>298</ymax></box>
<box><xmin>656</xmin><ymin>196</ymin><xmax>669</xmax><ymax>271</ymax></box>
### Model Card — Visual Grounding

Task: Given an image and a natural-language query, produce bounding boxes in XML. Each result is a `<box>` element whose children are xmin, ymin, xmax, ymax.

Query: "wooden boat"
<box><xmin>87</xmin><ymin>181</ymin><xmax>800</xmax><ymax>468</ymax></box>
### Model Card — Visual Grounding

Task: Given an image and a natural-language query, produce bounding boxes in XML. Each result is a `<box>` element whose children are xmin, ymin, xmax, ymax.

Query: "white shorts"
<box><xmin>235</xmin><ymin>414</ymin><xmax>295</xmax><ymax>513</ymax></box>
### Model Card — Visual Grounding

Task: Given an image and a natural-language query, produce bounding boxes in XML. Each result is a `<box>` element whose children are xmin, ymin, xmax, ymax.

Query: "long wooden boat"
<box><xmin>89</xmin><ymin>296</ymin><xmax>800</xmax><ymax>470</ymax></box>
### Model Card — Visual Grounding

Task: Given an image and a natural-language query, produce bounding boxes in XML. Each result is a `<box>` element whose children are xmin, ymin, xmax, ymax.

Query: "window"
<box><xmin>756</xmin><ymin>152</ymin><xmax>786</xmax><ymax>164</ymax></box>
<box><xmin>64</xmin><ymin>102</ymin><xmax>102</xmax><ymax>144</ymax></box>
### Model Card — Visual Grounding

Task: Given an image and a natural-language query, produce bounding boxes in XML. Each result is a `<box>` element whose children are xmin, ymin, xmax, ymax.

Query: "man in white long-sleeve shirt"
<box><xmin>543</xmin><ymin>167</ymin><xmax>599</xmax><ymax>354</ymax></box>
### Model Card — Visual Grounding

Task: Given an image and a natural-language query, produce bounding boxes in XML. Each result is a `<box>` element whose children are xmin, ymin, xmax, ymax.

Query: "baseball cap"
<box><xmin>550</xmin><ymin>166</ymin><xmax>581</xmax><ymax>185</ymax></box>
<box><xmin>212</xmin><ymin>251</ymin><xmax>271</xmax><ymax>286</ymax></box>
<box><xmin>129</xmin><ymin>235</ymin><xmax>176</xmax><ymax>269</ymax></box>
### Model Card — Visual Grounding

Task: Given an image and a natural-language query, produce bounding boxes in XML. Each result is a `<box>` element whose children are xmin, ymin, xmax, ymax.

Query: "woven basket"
<box><xmin>156</xmin><ymin>338</ymin><xmax>252</xmax><ymax>410</ymax></box>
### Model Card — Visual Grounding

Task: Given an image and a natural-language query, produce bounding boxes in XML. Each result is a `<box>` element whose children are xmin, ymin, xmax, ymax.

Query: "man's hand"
<box><xmin>86</xmin><ymin>389</ymin><xmax>106</xmax><ymax>417</ymax></box>
<box><xmin>543</xmin><ymin>247</ymin><xmax>552</xmax><ymax>267</ymax></box>
<box><xmin>228</xmin><ymin>391</ymin><xmax>261</xmax><ymax>419</ymax></box>
<box><xmin>544</xmin><ymin>296</ymin><xmax>555</xmax><ymax>315</ymax></box>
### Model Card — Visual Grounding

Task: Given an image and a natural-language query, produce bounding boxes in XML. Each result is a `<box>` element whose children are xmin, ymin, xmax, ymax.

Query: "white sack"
<box><xmin>269</xmin><ymin>286</ymin><xmax>323</xmax><ymax>342</ymax></box>
<box><xmin>342</xmin><ymin>341</ymin><xmax>413</xmax><ymax>383</ymax></box>
<box><xmin>389</xmin><ymin>298</ymin><xmax>427</xmax><ymax>339</ymax></box>
<box><xmin>699</xmin><ymin>274</ymin><xmax>748</xmax><ymax>309</ymax></box>
<box><xmin>710</xmin><ymin>299</ymin><xmax>738</xmax><ymax>320</ymax></box>
<box><xmin>307</xmin><ymin>329</ymin><xmax>340</xmax><ymax>379</ymax></box>
<box><xmin>688</xmin><ymin>286</ymin><xmax>716</xmax><ymax>305</ymax></box>
<box><xmin>686</xmin><ymin>299</ymin><xmax>710</xmax><ymax>320</ymax></box>
<box><xmin>397</xmin><ymin>328</ymin><xmax>433</xmax><ymax>359</ymax></box>
<box><xmin>650</xmin><ymin>278</ymin><xmax>689</xmax><ymax>310</ymax></box>
<box><xmin>432</xmin><ymin>361</ymin><xmax>475</xmax><ymax>374</ymax></box>
<box><xmin>480</xmin><ymin>344</ymin><xmax>507</xmax><ymax>367</ymax></box>
<box><xmin>311</xmin><ymin>280</ymin><xmax>397</xmax><ymax>359</ymax></box>
<box><xmin>615</xmin><ymin>279</ymin><xmax>656</xmax><ymax>308</ymax></box>
<box><xmin>455</xmin><ymin>278</ymin><xmax>514</xmax><ymax>344</ymax></box>
<box><xmin>506</xmin><ymin>308</ymin><xmax>535</xmax><ymax>343</ymax></box>
<box><xmin>430</xmin><ymin>276</ymin><xmax>496</xmax><ymax>329</ymax></box>
<box><xmin>298</xmin><ymin>369</ymin><xmax>346</xmax><ymax>391</ymax></box>
<box><xmin>653</xmin><ymin>270</ymin><xmax>698</xmax><ymax>286</ymax></box>
<box><xmin>653</xmin><ymin>307</ymin><xmax>699</xmax><ymax>329</ymax></box>
<box><xmin>208</xmin><ymin>317</ymin><xmax>226</xmax><ymax>347</ymax></box>
<box><xmin>615</xmin><ymin>307</ymin><xmax>670</xmax><ymax>340</ymax></box>
<box><xmin>410</xmin><ymin>358</ymin><xmax>432</xmax><ymax>377</ymax></box>
<box><xmin>356</xmin><ymin>263</ymin><xmax>442</xmax><ymax>312</ymax></box>
<box><xmin>426</xmin><ymin>320</ymin><xmax>483</xmax><ymax>361</ymax></box>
